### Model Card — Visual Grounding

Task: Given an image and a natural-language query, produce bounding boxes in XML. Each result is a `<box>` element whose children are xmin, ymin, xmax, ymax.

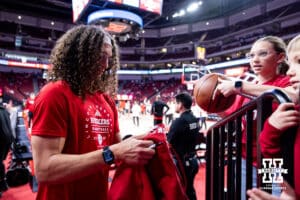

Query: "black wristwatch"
<box><xmin>234</xmin><ymin>80</ymin><xmax>243</xmax><ymax>92</ymax></box>
<box><xmin>102</xmin><ymin>146</ymin><xmax>115</xmax><ymax>165</ymax></box>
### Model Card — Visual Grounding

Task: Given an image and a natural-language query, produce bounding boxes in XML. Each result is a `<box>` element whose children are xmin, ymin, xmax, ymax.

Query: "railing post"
<box><xmin>235</xmin><ymin>117</ymin><xmax>242</xmax><ymax>200</ymax></box>
<box><xmin>256</xmin><ymin>97</ymin><xmax>273</xmax><ymax>190</ymax></box>
<box><xmin>226</xmin><ymin>121</ymin><xmax>235</xmax><ymax>200</ymax></box>
<box><xmin>218</xmin><ymin>126</ymin><xmax>225</xmax><ymax>200</ymax></box>
<box><xmin>205</xmin><ymin>130</ymin><xmax>212</xmax><ymax>200</ymax></box>
<box><xmin>245</xmin><ymin>110</ymin><xmax>253</xmax><ymax>199</ymax></box>
<box><xmin>212</xmin><ymin>127</ymin><xmax>220</xmax><ymax>200</ymax></box>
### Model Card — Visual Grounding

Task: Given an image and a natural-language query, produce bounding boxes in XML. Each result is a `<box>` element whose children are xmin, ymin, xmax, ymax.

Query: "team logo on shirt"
<box><xmin>85</xmin><ymin>105</ymin><xmax>113</xmax><ymax>146</ymax></box>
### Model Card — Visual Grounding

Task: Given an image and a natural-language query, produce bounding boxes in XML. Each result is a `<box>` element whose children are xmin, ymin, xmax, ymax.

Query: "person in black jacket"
<box><xmin>151</xmin><ymin>95</ymin><xmax>169</xmax><ymax>125</ymax></box>
<box><xmin>167</xmin><ymin>92</ymin><xmax>200</xmax><ymax>200</ymax></box>
<box><xmin>0</xmin><ymin>96</ymin><xmax>14</xmax><ymax>196</ymax></box>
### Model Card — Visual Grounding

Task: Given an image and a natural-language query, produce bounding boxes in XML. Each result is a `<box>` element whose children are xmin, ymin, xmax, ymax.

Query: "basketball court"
<box><xmin>2</xmin><ymin>114</ymin><xmax>207</xmax><ymax>200</ymax></box>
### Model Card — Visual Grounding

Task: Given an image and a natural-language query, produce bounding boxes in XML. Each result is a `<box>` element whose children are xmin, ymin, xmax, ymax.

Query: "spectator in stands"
<box><xmin>215</xmin><ymin>36</ymin><xmax>297</xmax><ymax>199</ymax></box>
<box><xmin>0</xmin><ymin>94</ymin><xmax>14</xmax><ymax>196</ymax></box>
<box><xmin>151</xmin><ymin>95</ymin><xmax>169</xmax><ymax>125</ymax></box>
<box><xmin>167</xmin><ymin>92</ymin><xmax>200</xmax><ymax>200</ymax></box>
<box><xmin>31</xmin><ymin>25</ymin><xmax>155</xmax><ymax>200</ymax></box>
<box><xmin>247</xmin><ymin>34</ymin><xmax>300</xmax><ymax>200</ymax></box>
<box><xmin>25</xmin><ymin>92</ymin><xmax>35</xmax><ymax>129</ymax></box>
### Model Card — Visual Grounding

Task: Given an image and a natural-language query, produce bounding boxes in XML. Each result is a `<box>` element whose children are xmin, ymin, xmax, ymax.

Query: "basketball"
<box><xmin>193</xmin><ymin>73</ymin><xmax>236</xmax><ymax>113</ymax></box>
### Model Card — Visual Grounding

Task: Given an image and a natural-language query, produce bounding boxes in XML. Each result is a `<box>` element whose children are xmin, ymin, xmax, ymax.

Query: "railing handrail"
<box><xmin>208</xmin><ymin>89</ymin><xmax>292</xmax><ymax>132</ymax></box>
<box><xmin>205</xmin><ymin>89</ymin><xmax>294</xmax><ymax>200</ymax></box>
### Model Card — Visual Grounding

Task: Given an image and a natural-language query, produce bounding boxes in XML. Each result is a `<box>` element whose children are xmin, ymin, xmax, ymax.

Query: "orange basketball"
<box><xmin>193</xmin><ymin>73</ymin><xmax>236</xmax><ymax>113</ymax></box>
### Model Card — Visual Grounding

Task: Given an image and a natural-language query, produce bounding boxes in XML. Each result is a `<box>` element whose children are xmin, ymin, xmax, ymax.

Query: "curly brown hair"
<box><xmin>48</xmin><ymin>25</ymin><xmax>119</xmax><ymax>98</ymax></box>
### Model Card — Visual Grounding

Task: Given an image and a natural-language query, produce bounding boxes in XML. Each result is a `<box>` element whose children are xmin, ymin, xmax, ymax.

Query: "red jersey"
<box><xmin>32</xmin><ymin>80</ymin><xmax>119</xmax><ymax>200</ymax></box>
<box><xmin>260</xmin><ymin>121</ymin><xmax>300</xmax><ymax>199</ymax></box>
<box><xmin>224</xmin><ymin>75</ymin><xmax>290</xmax><ymax>166</ymax></box>
<box><xmin>108</xmin><ymin>124</ymin><xmax>188</xmax><ymax>200</ymax></box>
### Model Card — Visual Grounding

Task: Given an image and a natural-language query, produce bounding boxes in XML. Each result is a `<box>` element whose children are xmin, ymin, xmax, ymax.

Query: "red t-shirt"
<box><xmin>32</xmin><ymin>80</ymin><xmax>119</xmax><ymax>200</ymax></box>
<box><xmin>260</xmin><ymin>121</ymin><xmax>300</xmax><ymax>199</ymax></box>
<box><xmin>224</xmin><ymin>75</ymin><xmax>290</xmax><ymax>166</ymax></box>
<box><xmin>25</xmin><ymin>97</ymin><xmax>35</xmax><ymax>112</ymax></box>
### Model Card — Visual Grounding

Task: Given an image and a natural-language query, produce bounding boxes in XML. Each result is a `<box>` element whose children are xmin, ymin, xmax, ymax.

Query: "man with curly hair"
<box><xmin>31</xmin><ymin>25</ymin><xmax>155</xmax><ymax>200</ymax></box>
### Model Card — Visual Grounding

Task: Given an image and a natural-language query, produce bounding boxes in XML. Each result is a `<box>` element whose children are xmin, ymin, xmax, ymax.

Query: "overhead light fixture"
<box><xmin>178</xmin><ymin>9</ymin><xmax>186</xmax><ymax>17</ymax></box>
<box><xmin>187</xmin><ymin>2</ymin><xmax>199</xmax><ymax>13</ymax></box>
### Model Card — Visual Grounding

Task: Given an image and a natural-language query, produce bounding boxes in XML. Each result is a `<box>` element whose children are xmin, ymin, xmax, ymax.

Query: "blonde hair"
<box><xmin>287</xmin><ymin>34</ymin><xmax>300</xmax><ymax>54</ymax></box>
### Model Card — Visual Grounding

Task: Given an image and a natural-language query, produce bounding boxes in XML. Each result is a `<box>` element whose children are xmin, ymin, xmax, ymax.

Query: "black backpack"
<box><xmin>0</xmin><ymin>105</ymin><xmax>14</xmax><ymax>161</ymax></box>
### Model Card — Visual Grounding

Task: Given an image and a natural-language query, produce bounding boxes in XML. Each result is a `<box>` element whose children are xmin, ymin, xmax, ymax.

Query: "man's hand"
<box><xmin>111</xmin><ymin>137</ymin><xmax>155</xmax><ymax>165</ymax></box>
<box><xmin>268</xmin><ymin>103</ymin><xmax>300</xmax><ymax>131</ymax></box>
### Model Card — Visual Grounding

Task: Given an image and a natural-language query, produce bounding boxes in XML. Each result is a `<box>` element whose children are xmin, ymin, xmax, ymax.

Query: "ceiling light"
<box><xmin>18</xmin><ymin>15</ymin><xmax>22</xmax><ymax>20</ymax></box>
<box><xmin>187</xmin><ymin>2</ymin><xmax>199</xmax><ymax>13</ymax></box>
<box><xmin>172</xmin><ymin>13</ymin><xmax>179</xmax><ymax>18</ymax></box>
<box><xmin>178</xmin><ymin>9</ymin><xmax>185</xmax><ymax>17</ymax></box>
<box><xmin>161</xmin><ymin>48</ymin><xmax>167</xmax><ymax>53</ymax></box>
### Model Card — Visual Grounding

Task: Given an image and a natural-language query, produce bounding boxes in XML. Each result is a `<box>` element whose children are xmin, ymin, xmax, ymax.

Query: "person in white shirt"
<box><xmin>131</xmin><ymin>101</ymin><xmax>141</xmax><ymax>127</ymax></box>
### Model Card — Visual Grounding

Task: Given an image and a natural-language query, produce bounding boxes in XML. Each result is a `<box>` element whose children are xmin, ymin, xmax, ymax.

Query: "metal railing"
<box><xmin>205</xmin><ymin>89</ymin><xmax>296</xmax><ymax>200</ymax></box>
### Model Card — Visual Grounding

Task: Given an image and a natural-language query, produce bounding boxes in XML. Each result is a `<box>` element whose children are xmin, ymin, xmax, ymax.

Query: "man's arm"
<box><xmin>151</xmin><ymin>102</ymin><xmax>155</xmax><ymax>115</ymax></box>
<box><xmin>32</xmin><ymin>136</ymin><xmax>104</xmax><ymax>184</ymax></box>
<box><xmin>163</xmin><ymin>103</ymin><xmax>170</xmax><ymax>115</ymax></box>
<box><xmin>167</xmin><ymin>119</ymin><xmax>185</xmax><ymax>144</ymax></box>
<box><xmin>32</xmin><ymin>135</ymin><xmax>155</xmax><ymax>184</ymax></box>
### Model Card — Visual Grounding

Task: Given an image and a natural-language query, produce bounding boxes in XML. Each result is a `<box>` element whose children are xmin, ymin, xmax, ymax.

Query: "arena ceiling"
<box><xmin>1</xmin><ymin>0</ymin><xmax>299</xmax><ymax>70</ymax></box>
<box><xmin>1</xmin><ymin>0</ymin><xmax>264</xmax><ymax>28</ymax></box>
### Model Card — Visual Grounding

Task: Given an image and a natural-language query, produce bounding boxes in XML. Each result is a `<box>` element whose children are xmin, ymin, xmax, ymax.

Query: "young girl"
<box><xmin>247</xmin><ymin>34</ymin><xmax>300</xmax><ymax>200</ymax></box>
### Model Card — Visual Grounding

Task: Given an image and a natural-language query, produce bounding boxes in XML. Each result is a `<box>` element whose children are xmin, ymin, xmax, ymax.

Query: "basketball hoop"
<box><xmin>186</xmin><ymin>81</ymin><xmax>196</xmax><ymax>91</ymax></box>
<box><xmin>187</xmin><ymin>82</ymin><xmax>194</xmax><ymax>91</ymax></box>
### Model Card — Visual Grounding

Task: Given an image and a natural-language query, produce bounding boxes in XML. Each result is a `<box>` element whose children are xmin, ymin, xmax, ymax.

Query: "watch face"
<box><xmin>235</xmin><ymin>81</ymin><xmax>242</xmax><ymax>88</ymax></box>
<box><xmin>103</xmin><ymin>147</ymin><xmax>114</xmax><ymax>164</ymax></box>
<box><xmin>104</xmin><ymin>152</ymin><xmax>112</xmax><ymax>161</ymax></box>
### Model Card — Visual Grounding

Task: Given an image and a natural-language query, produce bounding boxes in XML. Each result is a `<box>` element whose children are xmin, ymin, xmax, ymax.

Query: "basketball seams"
<box><xmin>194</xmin><ymin>74</ymin><xmax>216</xmax><ymax>111</ymax></box>
<box><xmin>207</xmin><ymin>74</ymin><xmax>218</xmax><ymax>112</ymax></box>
